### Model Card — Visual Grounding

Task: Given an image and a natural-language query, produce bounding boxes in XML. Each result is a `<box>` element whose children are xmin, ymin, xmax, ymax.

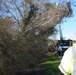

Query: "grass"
<box><xmin>39</xmin><ymin>53</ymin><xmax>63</xmax><ymax>75</ymax></box>
<box><xmin>17</xmin><ymin>53</ymin><xmax>63</xmax><ymax>75</ymax></box>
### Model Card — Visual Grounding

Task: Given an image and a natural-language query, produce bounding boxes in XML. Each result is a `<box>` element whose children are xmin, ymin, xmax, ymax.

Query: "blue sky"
<box><xmin>49</xmin><ymin>0</ymin><xmax>76</xmax><ymax>40</ymax></box>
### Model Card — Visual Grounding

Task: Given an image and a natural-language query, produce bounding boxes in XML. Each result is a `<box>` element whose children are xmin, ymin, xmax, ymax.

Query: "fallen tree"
<box><xmin>0</xmin><ymin>1</ymin><xmax>73</xmax><ymax>75</ymax></box>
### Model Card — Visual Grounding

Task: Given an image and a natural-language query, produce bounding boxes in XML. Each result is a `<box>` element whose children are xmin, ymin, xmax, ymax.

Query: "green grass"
<box><xmin>40</xmin><ymin>53</ymin><xmax>63</xmax><ymax>75</ymax></box>
<box><xmin>20</xmin><ymin>53</ymin><xmax>63</xmax><ymax>75</ymax></box>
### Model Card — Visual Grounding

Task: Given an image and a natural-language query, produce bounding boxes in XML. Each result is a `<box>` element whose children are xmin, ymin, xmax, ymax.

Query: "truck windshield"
<box><xmin>59</xmin><ymin>42</ymin><xmax>70</xmax><ymax>46</ymax></box>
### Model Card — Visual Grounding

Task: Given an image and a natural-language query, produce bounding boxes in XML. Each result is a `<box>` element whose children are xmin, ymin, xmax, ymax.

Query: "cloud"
<box><xmin>48</xmin><ymin>32</ymin><xmax>76</xmax><ymax>40</ymax></box>
<box><xmin>63</xmin><ymin>33</ymin><xmax>76</xmax><ymax>40</ymax></box>
<box><xmin>57</xmin><ymin>32</ymin><xmax>76</xmax><ymax>40</ymax></box>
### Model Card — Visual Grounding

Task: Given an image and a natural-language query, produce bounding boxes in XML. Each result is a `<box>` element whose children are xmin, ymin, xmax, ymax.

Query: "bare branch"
<box><xmin>23</xmin><ymin>2</ymin><xmax>72</xmax><ymax>34</ymax></box>
<box><xmin>12</xmin><ymin>0</ymin><xmax>23</xmax><ymax>18</ymax></box>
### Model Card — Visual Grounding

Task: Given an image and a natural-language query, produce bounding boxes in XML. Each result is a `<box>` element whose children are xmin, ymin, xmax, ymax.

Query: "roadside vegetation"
<box><xmin>21</xmin><ymin>53</ymin><xmax>62</xmax><ymax>75</ymax></box>
<box><xmin>0</xmin><ymin>0</ymin><xmax>73</xmax><ymax>75</ymax></box>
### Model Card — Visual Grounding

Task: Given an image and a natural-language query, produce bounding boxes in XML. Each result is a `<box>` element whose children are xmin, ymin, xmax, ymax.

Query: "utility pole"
<box><xmin>59</xmin><ymin>24</ymin><xmax>64</xmax><ymax>40</ymax></box>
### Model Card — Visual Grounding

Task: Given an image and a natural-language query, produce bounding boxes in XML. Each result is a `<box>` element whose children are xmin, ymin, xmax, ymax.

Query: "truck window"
<box><xmin>59</xmin><ymin>42</ymin><xmax>70</xmax><ymax>46</ymax></box>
